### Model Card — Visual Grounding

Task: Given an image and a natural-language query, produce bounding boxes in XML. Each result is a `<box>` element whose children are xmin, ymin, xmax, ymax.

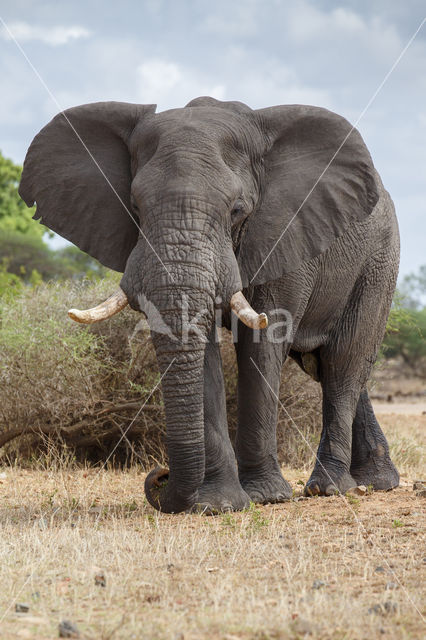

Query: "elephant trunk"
<box><xmin>138</xmin><ymin>274</ymin><xmax>214</xmax><ymax>513</ymax></box>
<box><xmin>147</xmin><ymin>333</ymin><xmax>207</xmax><ymax>512</ymax></box>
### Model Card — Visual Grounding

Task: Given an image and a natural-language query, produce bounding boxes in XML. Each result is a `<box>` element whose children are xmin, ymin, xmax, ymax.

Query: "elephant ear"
<box><xmin>19</xmin><ymin>101</ymin><xmax>156</xmax><ymax>272</ymax></box>
<box><xmin>237</xmin><ymin>105</ymin><xmax>379</xmax><ymax>287</ymax></box>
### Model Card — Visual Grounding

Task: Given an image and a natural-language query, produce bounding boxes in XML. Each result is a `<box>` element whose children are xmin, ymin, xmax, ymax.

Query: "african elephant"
<box><xmin>19</xmin><ymin>96</ymin><xmax>400</xmax><ymax>513</ymax></box>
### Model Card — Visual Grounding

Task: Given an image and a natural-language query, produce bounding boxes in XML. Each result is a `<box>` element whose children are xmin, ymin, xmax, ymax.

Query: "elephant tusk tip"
<box><xmin>258</xmin><ymin>313</ymin><xmax>268</xmax><ymax>329</ymax></box>
<box><xmin>68</xmin><ymin>309</ymin><xmax>90</xmax><ymax>324</ymax></box>
<box><xmin>68</xmin><ymin>288</ymin><xmax>129</xmax><ymax>324</ymax></box>
<box><xmin>230</xmin><ymin>291</ymin><xmax>268</xmax><ymax>331</ymax></box>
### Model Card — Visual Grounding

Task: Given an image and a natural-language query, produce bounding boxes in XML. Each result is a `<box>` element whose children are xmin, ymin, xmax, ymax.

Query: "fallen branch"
<box><xmin>0</xmin><ymin>402</ymin><xmax>164</xmax><ymax>450</ymax></box>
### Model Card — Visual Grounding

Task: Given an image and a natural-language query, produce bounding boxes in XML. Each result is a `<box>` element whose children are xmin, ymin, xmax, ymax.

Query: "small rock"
<box><xmin>312</xmin><ymin>579</ymin><xmax>327</xmax><ymax>589</ymax></box>
<box><xmin>368</xmin><ymin>604</ymin><xmax>383</xmax><ymax>615</ymax></box>
<box><xmin>15</xmin><ymin>603</ymin><xmax>29</xmax><ymax>613</ymax></box>
<box><xmin>346</xmin><ymin>485</ymin><xmax>367</xmax><ymax>496</ymax></box>
<box><xmin>144</xmin><ymin>593</ymin><xmax>161</xmax><ymax>603</ymax></box>
<box><xmin>415</xmin><ymin>489</ymin><xmax>426</xmax><ymax>498</ymax></box>
<box><xmin>94</xmin><ymin>571</ymin><xmax>106</xmax><ymax>587</ymax></box>
<box><xmin>413</xmin><ymin>480</ymin><xmax>426</xmax><ymax>490</ymax></box>
<box><xmin>375</xmin><ymin>566</ymin><xmax>386</xmax><ymax>573</ymax></box>
<box><xmin>58</xmin><ymin>620</ymin><xmax>80</xmax><ymax>638</ymax></box>
<box><xmin>384</xmin><ymin>601</ymin><xmax>398</xmax><ymax>613</ymax></box>
<box><xmin>293</xmin><ymin>496</ymin><xmax>308</xmax><ymax>502</ymax></box>
<box><xmin>385</xmin><ymin>582</ymin><xmax>399</xmax><ymax>590</ymax></box>
<box><xmin>368</xmin><ymin>601</ymin><xmax>398</xmax><ymax>616</ymax></box>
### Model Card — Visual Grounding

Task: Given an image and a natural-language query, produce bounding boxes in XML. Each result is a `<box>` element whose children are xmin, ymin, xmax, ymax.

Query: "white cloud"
<box><xmin>1</xmin><ymin>21</ymin><xmax>91</xmax><ymax>46</ymax></box>
<box><xmin>136</xmin><ymin>58</ymin><xmax>226</xmax><ymax>109</ymax></box>
<box><xmin>138</xmin><ymin>60</ymin><xmax>182</xmax><ymax>97</ymax></box>
<box><xmin>285</xmin><ymin>2</ymin><xmax>403</xmax><ymax>67</ymax></box>
<box><xmin>285</xmin><ymin>3</ymin><xmax>366</xmax><ymax>41</ymax></box>
<box><xmin>199</xmin><ymin>0</ymin><xmax>260</xmax><ymax>38</ymax></box>
<box><xmin>215</xmin><ymin>46</ymin><xmax>333</xmax><ymax>110</ymax></box>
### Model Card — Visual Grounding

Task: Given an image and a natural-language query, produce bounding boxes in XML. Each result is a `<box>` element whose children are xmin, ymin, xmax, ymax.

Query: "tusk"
<box><xmin>68</xmin><ymin>288</ymin><xmax>129</xmax><ymax>324</ymax></box>
<box><xmin>230</xmin><ymin>291</ymin><xmax>268</xmax><ymax>330</ymax></box>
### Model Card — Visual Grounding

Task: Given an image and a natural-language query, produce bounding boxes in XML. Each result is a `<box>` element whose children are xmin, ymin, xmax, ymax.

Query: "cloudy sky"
<box><xmin>0</xmin><ymin>0</ymin><xmax>425</xmax><ymax>278</ymax></box>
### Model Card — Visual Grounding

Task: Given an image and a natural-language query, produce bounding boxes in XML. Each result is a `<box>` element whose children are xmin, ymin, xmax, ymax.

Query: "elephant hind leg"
<box><xmin>304</xmin><ymin>358</ymin><xmax>358</xmax><ymax>497</ymax></box>
<box><xmin>350</xmin><ymin>389</ymin><xmax>399</xmax><ymax>490</ymax></box>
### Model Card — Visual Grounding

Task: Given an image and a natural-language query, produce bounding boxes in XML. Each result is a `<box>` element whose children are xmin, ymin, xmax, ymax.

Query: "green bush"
<box><xmin>0</xmin><ymin>258</ymin><xmax>23</xmax><ymax>297</ymax></box>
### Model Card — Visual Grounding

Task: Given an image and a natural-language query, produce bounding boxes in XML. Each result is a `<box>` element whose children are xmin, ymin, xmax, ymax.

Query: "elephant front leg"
<box><xmin>193</xmin><ymin>329</ymin><xmax>250</xmax><ymax>513</ymax></box>
<box><xmin>235</xmin><ymin>325</ymin><xmax>292</xmax><ymax>504</ymax></box>
<box><xmin>305</xmin><ymin>362</ymin><xmax>358</xmax><ymax>496</ymax></box>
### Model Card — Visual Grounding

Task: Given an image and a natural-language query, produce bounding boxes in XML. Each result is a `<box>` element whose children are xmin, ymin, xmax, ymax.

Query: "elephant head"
<box><xmin>19</xmin><ymin>97</ymin><xmax>378</xmax><ymax>512</ymax></box>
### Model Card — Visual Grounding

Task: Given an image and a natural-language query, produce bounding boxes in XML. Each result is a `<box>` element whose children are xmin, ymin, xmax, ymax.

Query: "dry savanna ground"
<box><xmin>0</xmin><ymin>412</ymin><xmax>424</xmax><ymax>640</ymax></box>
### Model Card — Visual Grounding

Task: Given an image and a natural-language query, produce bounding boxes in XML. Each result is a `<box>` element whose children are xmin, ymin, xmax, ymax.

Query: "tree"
<box><xmin>399</xmin><ymin>265</ymin><xmax>426</xmax><ymax>310</ymax></box>
<box><xmin>383</xmin><ymin>307</ymin><xmax>426</xmax><ymax>376</ymax></box>
<box><xmin>0</xmin><ymin>150</ymin><xmax>46</xmax><ymax>240</ymax></box>
<box><xmin>382</xmin><ymin>265</ymin><xmax>426</xmax><ymax>377</ymax></box>
<box><xmin>0</xmin><ymin>232</ymin><xmax>72</xmax><ymax>282</ymax></box>
<box><xmin>56</xmin><ymin>245</ymin><xmax>108</xmax><ymax>279</ymax></box>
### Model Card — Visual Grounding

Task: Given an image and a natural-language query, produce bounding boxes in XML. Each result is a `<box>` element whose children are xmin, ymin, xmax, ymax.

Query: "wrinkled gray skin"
<box><xmin>19</xmin><ymin>97</ymin><xmax>400</xmax><ymax>513</ymax></box>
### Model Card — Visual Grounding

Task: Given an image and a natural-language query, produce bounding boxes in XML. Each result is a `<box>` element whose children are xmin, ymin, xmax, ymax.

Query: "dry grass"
<box><xmin>377</xmin><ymin>413</ymin><xmax>425</xmax><ymax>479</ymax></box>
<box><xmin>0</xmin><ymin>418</ymin><xmax>424</xmax><ymax>640</ymax></box>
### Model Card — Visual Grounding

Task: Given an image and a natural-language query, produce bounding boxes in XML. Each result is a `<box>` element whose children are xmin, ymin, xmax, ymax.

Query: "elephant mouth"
<box><xmin>67</xmin><ymin>288</ymin><xmax>268</xmax><ymax>330</ymax></box>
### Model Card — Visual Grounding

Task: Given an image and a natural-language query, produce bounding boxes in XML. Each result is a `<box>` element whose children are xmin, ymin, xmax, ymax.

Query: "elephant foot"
<box><xmin>239</xmin><ymin>470</ymin><xmax>292</xmax><ymax>504</ymax></box>
<box><xmin>350</xmin><ymin>450</ymin><xmax>399</xmax><ymax>491</ymax></box>
<box><xmin>191</xmin><ymin>479</ymin><xmax>251</xmax><ymax>515</ymax></box>
<box><xmin>304</xmin><ymin>462</ymin><xmax>356</xmax><ymax>497</ymax></box>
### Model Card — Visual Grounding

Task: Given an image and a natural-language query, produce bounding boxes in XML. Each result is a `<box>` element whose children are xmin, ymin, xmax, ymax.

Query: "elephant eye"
<box><xmin>231</xmin><ymin>199</ymin><xmax>246</xmax><ymax>222</ymax></box>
